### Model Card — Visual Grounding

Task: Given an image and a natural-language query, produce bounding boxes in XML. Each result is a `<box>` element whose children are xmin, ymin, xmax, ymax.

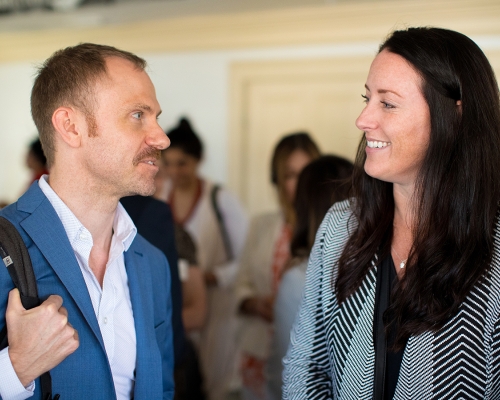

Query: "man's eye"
<box><xmin>132</xmin><ymin>112</ymin><xmax>143</xmax><ymax>119</ymax></box>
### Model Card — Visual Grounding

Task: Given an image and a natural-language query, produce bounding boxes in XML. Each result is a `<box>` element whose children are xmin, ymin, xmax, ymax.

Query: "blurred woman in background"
<box><xmin>156</xmin><ymin>117</ymin><xmax>249</xmax><ymax>400</ymax></box>
<box><xmin>266</xmin><ymin>155</ymin><xmax>353</xmax><ymax>400</ymax></box>
<box><xmin>173</xmin><ymin>224</ymin><xmax>207</xmax><ymax>400</ymax></box>
<box><xmin>25</xmin><ymin>138</ymin><xmax>49</xmax><ymax>185</ymax></box>
<box><xmin>235</xmin><ymin>132</ymin><xmax>320</xmax><ymax>400</ymax></box>
<box><xmin>0</xmin><ymin>138</ymin><xmax>49</xmax><ymax>208</ymax></box>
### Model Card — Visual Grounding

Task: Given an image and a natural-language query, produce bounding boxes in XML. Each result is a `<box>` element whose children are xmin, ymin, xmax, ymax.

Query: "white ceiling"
<box><xmin>0</xmin><ymin>0</ymin><xmax>385</xmax><ymax>33</ymax></box>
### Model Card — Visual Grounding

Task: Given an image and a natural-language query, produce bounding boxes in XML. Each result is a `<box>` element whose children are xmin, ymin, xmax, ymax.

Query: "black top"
<box><xmin>373</xmin><ymin>255</ymin><xmax>407</xmax><ymax>400</ymax></box>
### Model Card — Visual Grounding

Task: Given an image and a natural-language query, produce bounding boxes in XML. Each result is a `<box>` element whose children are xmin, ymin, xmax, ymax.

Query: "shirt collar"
<box><xmin>38</xmin><ymin>175</ymin><xmax>137</xmax><ymax>251</ymax></box>
<box><xmin>113</xmin><ymin>203</ymin><xmax>137</xmax><ymax>252</ymax></box>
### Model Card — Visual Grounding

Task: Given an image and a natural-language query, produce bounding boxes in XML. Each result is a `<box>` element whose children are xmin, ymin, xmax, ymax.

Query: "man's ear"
<box><xmin>52</xmin><ymin>106</ymin><xmax>83</xmax><ymax>148</ymax></box>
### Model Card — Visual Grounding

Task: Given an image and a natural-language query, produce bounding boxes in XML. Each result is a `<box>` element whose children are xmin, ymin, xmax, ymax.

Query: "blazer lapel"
<box><xmin>18</xmin><ymin>191</ymin><xmax>105</xmax><ymax>351</ymax></box>
<box><xmin>125</xmin><ymin>247</ymin><xmax>162</xmax><ymax>398</ymax></box>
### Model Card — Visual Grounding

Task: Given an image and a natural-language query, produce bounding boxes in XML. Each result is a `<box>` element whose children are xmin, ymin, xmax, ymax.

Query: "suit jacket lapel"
<box><xmin>18</xmin><ymin>188</ymin><xmax>105</xmax><ymax>351</ymax></box>
<box><xmin>125</xmin><ymin>246</ymin><xmax>162</xmax><ymax>398</ymax></box>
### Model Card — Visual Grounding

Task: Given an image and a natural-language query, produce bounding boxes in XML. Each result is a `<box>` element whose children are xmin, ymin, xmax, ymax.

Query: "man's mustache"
<box><xmin>133</xmin><ymin>147</ymin><xmax>161</xmax><ymax>166</ymax></box>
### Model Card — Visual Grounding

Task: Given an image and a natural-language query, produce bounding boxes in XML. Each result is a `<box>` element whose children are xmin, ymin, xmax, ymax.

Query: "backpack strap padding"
<box><xmin>0</xmin><ymin>216</ymin><xmax>40</xmax><ymax>309</ymax></box>
<box><xmin>0</xmin><ymin>216</ymin><xmax>55</xmax><ymax>399</ymax></box>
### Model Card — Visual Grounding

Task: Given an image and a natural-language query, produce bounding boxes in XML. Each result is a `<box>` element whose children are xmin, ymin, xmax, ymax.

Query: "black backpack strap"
<box><xmin>0</xmin><ymin>217</ymin><xmax>39</xmax><ymax>308</ymax></box>
<box><xmin>0</xmin><ymin>216</ymin><xmax>58</xmax><ymax>400</ymax></box>
<box><xmin>0</xmin><ymin>324</ymin><xmax>7</xmax><ymax>350</ymax></box>
<box><xmin>210</xmin><ymin>185</ymin><xmax>234</xmax><ymax>261</ymax></box>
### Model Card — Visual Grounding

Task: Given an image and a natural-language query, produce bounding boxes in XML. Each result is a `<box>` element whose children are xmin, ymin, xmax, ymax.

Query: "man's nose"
<box><xmin>148</xmin><ymin>123</ymin><xmax>170</xmax><ymax>150</ymax></box>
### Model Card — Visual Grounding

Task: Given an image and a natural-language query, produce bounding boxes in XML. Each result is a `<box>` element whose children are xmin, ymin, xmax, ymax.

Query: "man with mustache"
<box><xmin>0</xmin><ymin>44</ymin><xmax>174</xmax><ymax>400</ymax></box>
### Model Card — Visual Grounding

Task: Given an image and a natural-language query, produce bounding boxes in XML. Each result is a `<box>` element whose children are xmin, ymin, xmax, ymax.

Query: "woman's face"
<box><xmin>161</xmin><ymin>147</ymin><xmax>200</xmax><ymax>188</ymax></box>
<box><xmin>355</xmin><ymin>49</ymin><xmax>431</xmax><ymax>188</ymax></box>
<box><xmin>283</xmin><ymin>149</ymin><xmax>313</xmax><ymax>202</ymax></box>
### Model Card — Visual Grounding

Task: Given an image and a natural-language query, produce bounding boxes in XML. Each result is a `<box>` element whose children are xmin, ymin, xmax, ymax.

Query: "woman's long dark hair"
<box><xmin>291</xmin><ymin>155</ymin><xmax>353</xmax><ymax>258</ymax></box>
<box><xmin>336</xmin><ymin>27</ymin><xmax>500</xmax><ymax>348</ymax></box>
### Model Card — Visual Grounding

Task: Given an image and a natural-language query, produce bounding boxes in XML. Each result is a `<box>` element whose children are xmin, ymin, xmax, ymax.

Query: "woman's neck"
<box><xmin>392</xmin><ymin>182</ymin><xmax>417</xmax><ymax>229</ymax></box>
<box><xmin>170</xmin><ymin>178</ymin><xmax>203</xmax><ymax>225</ymax></box>
<box><xmin>392</xmin><ymin>182</ymin><xmax>417</xmax><ymax>278</ymax></box>
<box><xmin>174</xmin><ymin>177</ymin><xmax>200</xmax><ymax>195</ymax></box>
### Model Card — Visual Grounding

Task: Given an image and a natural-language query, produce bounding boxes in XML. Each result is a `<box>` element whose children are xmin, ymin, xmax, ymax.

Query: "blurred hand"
<box><xmin>255</xmin><ymin>296</ymin><xmax>274</xmax><ymax>323</ymax></box>
<box><xmin>6</xmin><ymin>289</ymin><xmax>80</xmax><ymax>387</ymax></box>
<box><xmin>240</xmin><ymin>296</ymin><xmax>274</xmax><ymax>323</ymax></box>
<box><xmin>204</xmin><ymin>271</ymin><xmax>218</xmax><ymax>287</ymax></box>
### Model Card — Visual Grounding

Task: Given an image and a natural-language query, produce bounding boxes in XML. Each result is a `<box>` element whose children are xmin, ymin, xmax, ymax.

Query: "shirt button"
<box><xmin>103</xmin><ymin>317</ymin><xmax>108</xmax><ymax>324</ymax></box>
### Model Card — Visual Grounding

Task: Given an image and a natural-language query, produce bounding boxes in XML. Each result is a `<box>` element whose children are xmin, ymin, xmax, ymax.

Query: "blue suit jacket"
<box><xmin>0</xmin><ymin>183</ymin><xmax>174</xmax><ymax>399</ymax></box>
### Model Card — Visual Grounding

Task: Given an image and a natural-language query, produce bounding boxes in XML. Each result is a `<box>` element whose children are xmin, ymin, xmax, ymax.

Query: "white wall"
<box><xmin>145</xmin><ymin>42</ymin><xmax>383</xmax><ymax>185</ymax></box>
<box><xmin>0</xmin><ymin>42</ymin><xmax>379</xmax><ymax>202</ymax></box>
<box><xmin>0</xmin><ymin>61</ymin><xmax>39</xmax><ymax>201</ymax></box>
<box><xmin>1</xmin><ymin>36</ymin><xmax>499</xmax><ymax>202</ymax></box>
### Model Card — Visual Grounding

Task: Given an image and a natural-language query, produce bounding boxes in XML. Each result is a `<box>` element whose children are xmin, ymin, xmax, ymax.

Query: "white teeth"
<box><xmin>147</xmin><ymin>161</ymin><xmax>154</xmax><ymax>165</ymax></box>
<box><xmin>367</xmin><ymin>140</ymin><xmax>390</xmax><ymax>148</ymax></box>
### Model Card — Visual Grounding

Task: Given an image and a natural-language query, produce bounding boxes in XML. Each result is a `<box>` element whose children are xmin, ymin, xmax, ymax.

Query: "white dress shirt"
<box><xmin>0</xmin><ymin>176</ymin><xmax>138</xmax><ymax>400</ymax></box>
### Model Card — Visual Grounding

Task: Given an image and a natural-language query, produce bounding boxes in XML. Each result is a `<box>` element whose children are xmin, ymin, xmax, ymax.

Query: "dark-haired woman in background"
<box><xmin>156</xmin><ymin>118</ymin><xmax>249</xmax><ymax>400</ymax></box>
<box><xmin>235</xmin><ymin>132</ymin><xmax>320</xmax><ymax>400</ymax></box>
<box><xmin>1</xmin><ymin>138</ymin><xmax>49</xmax><ymax>208</ymax></box>
<box><xmin>267</xmin><ymin>155</ymin><xmax>353</xmax><ymax>400</ymax></box>
<box><xmin>284</xmin><ymin>27</ymin><xmax>500</xmax><ymax>399</ymax></box>
<box><xmin>26</xmin><ymin>138</ymin><xmax>49</xmax><ymax>185</ymax></box>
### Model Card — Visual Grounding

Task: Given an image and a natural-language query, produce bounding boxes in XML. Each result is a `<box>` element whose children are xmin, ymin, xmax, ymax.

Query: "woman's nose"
<box><xmin>355</xmin><ymin>105</ymin><xmax>376</xmax><ymax>132</ymax></box>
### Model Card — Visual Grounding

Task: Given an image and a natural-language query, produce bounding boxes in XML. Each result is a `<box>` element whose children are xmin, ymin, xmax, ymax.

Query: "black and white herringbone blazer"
<box><xmin>283</xmin><ymin>200</ymin><xmax>500</xmax><ymax>399</ymax></box>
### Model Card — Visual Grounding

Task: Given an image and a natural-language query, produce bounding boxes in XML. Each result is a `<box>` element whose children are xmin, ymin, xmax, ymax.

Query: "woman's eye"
<box><xmin>361</xmin><ymin>94</ymin><xmax>369</xmax><ymax>103</ymax></box>
<box><xmin>381</xmin><ymin>101</ymin><xmax>395</xmax><ymax>109</ymax></box>
<box><xmin>132</xmin><ymin>112</ymin><xmax>143</xmax><ymax>119</ymax></box>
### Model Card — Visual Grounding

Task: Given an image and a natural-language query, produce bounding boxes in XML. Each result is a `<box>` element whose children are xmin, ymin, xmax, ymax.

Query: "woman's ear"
<box><xmin>51</xmin><ymin>106</ymin><xmax>83</xmax><ymax>148</ymax></box>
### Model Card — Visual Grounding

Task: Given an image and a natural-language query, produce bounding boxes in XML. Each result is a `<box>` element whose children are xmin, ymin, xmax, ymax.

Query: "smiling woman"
<box><xmin>283</xmin><ymin>27</ymin><xmax>500</xmax><ymax>400</ymax></box>
<box><xmin>357</xmin><ymin>49</ymin><xmax>431</xmax><ymax>191</ymax></box>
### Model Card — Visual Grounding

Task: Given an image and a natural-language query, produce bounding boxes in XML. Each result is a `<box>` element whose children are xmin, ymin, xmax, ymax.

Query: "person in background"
<box><xmin>284</xmin><ymin>27</ymin><xmax>500</xmax><ymax>399</ymax></box>
<box><xmin>155</xmin><ymin>117</ymin><xmax>249</xmax><ymax>400</ymax></box>
<box><xmin>122</xmin><ymin>195</ymin><xmax>206</xmax><ymax>400</ymax></box>
<box><xmin>173</xmin><ymin>224</ymin><xmax>207</xmax><ymax>400</ymax></box>
<box><xmin>25</xmin><ymin>138</ymin><xmax>49</xmax><ymax>185</ymax></box>
<box><xmin>235</xmin><ymin>132</ymin><xmax>320</xmax><ymax>400</ymax></box>
<box><xmin>0</xmin><ymin>138</ymin><xmax>50</xmax><ymax>209</ymax></box>
<box><xmin>120</xmin><ymin>195</ymin><xmax>185</xmax><ymax>368</ymax></box>
<box><xmin>266</xmin><ymin>155</ymin><xmax>353</xmax><ymax>400</ymax></box>
<box><xmin>174</xmin><ymin>224</ymin><xmax>207</xmax><ymax>333</ymax></box>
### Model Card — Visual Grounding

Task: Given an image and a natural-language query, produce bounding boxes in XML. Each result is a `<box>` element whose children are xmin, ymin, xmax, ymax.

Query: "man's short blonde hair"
<box><xmin>31</xmin><ymin>43</ymin><xmax>147</xmax><ymax>167</ymax></box>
